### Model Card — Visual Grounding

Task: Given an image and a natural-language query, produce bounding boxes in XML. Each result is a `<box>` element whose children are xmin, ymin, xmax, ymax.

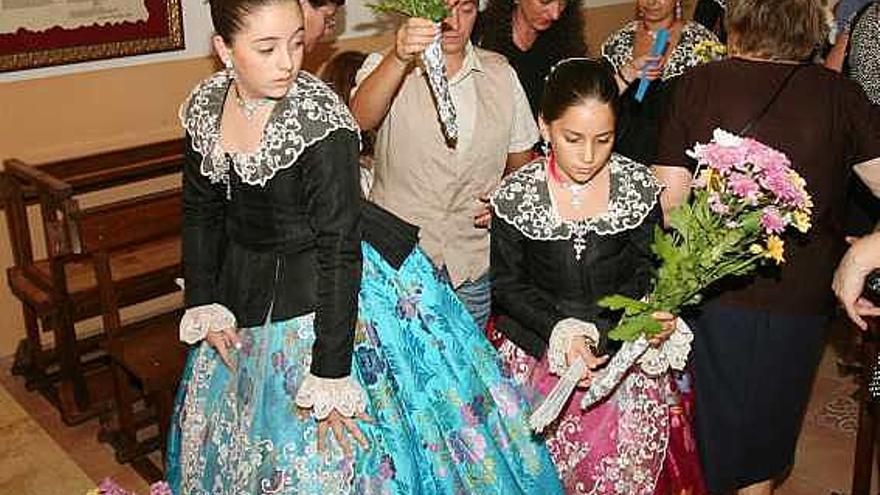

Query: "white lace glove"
<box><xmin>179</xmin><ymin>303</ymin><xmax>237</xmax><ymax>344</ymax></box>
<box><xmin>638</xmin><ymin>317</ymin><xmax>694</xmax><ymax>376</ymax></box>
<box><xmin>294</xmin><ymin>374</ymin><xmax>368</xmax><ymax>420</ymax></box>
<box><xmin>547</xmin><ymin>318</ymin><xmax>601</xmax><ymax>376</ymax></box>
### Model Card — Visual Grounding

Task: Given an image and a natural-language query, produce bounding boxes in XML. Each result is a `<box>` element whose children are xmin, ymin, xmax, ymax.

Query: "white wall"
<box><xmin>0</xmin><ymin>0</ymin><xmax>633</xmax><ymax>82</ymax></box>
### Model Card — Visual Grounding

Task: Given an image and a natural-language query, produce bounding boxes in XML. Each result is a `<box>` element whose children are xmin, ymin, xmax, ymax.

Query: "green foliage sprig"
<box><xmin>368</xmin><ymin>0</ymin><xmax>449</xmax><ymax>22</ymax></box>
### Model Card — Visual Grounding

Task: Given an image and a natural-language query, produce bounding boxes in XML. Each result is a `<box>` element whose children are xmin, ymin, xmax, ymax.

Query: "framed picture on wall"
<box><xmin>0</xmin><ymin>0</ymin><xmax>184</xmax><ymax>73</ymax></box>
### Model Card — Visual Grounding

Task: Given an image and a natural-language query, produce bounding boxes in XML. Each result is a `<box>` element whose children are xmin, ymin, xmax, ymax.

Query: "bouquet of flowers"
<box><xmin>693</xmin><ymin>39</ymin><xmax>727</xmax><ymax>64</ymax></box>
<box><xmin>530</xmin><ymin>129</ymin><xmax>813</xmax><ymax>429</ymax></box>
<box><xmin>86</xmin><ymin>478</ymin><xmax>171</xmax><ymax>495</ymax></box>
<box><xmin>369</xmin><ymin>0</ymin><xmax>458</xmax><ymax>144</ymax></box>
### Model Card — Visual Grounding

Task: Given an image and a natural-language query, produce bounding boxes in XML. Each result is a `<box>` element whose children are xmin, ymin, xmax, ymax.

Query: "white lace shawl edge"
<box><xmin>489</xmin><ymin>155</ymin><xmax>662</xmax><ymax>242</ymax></box>
<box><xmin>178</xmin><ymin>70</ymin><xmax>359</xmax><ymax>188</ymax></box>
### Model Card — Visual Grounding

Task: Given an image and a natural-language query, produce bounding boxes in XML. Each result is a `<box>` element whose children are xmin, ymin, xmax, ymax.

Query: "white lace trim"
<box><xmin>547</xmin><ymin>318</ymin><xmax>601</xmax><ymax>376</ymax></box>
<box><xmin>294</xmin><ymin>374</ymin><xmax>367</xmax><ymax>420</ymax></box>
<box><xmin>601</xmin><ymin>21</ymin><xmax>720</xmax><ymax>81</ymax></box>
<box><xmin>490</xmin><ymin>154</ymin><xmax>661</xmax><ymax>260</ymax></box>
<box><xmin>179</xmin><ymin>303</ymin><xmax>237</xmax><ymax>344</ymax></box>
<box><xmin>179</xmin><ymin>70</ymin><xmax>359</xmax><ymax>189</ymax></box>
<box><xmin>638</xmin><ymin>318</ymin><xmax>694</xmax><ymax>376</ymax></box>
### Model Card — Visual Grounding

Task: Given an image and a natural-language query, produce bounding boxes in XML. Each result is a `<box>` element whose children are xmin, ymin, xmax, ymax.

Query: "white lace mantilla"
<box><xmin>601</xmin><ymin>20</ymin><xmax>720</xmax><ymax>81</ymax></box>
<box><xmin>490</xmin><ymin>154</ymin><xmax>661</xmax><ymax>260</ymax></box>
<box><xmin>179</xmin><ymin>70</ymin><xmax>359</xmax><ymax>189</ymax></box>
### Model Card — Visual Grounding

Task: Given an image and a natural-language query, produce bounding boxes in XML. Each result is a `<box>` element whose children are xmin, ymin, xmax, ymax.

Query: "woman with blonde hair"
<box><xmin>653</xmin><ymin>0</ymin><xmax>880</xmax><ymax>493</ymax></box>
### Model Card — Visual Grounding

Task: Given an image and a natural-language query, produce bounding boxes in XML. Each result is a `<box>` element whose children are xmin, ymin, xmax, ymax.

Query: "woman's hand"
<box><xmin>648</xmin><ymin>311</ymin><xmax>677</xmax><ymax>346</ymax></box>
<box><xmin>394</xmin><ymin>18</ymin><xmax>439</xmax><ymax>65</ymax></box>
<box><xmin>624</xmin><ymin>54</ymin><xmax>664</xmax><ymax>82</ymax></box>
<box><xmin>833</xmin><ymin>233</ymin><xmax>880</xmax><ymax>330</ymax></box>
<box><xmin>473</xmin><ymin>193</ymin><xmax>492</xmax><ymax>228</ymax></box>
<box><xmin>315</xmin><ymin>409</ymin><xmax>372</xmax><ymax>457</ymax></box>
<box><xmin>205</xmin><ymin>326</ymin><xmax>241</xmax><ymax>369</ymax></box>
<box><xmin>566</xmin><ymin>336</ymin><xmax>609</xmax><ymax>387</ymax></box>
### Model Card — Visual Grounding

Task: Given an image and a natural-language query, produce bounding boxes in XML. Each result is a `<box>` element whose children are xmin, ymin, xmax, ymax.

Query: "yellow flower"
<box><xmin>764</xmin><ymin>235</ymin><xmax>785</xmax><ymax>264</ymax></box>
<box><xmin>749</xmin><ymin>244</ymin><xmax>764</xmax><ymax>255</ymax></box>
<box><xmin>792</xmin><ymin>210</ymin><xmax>811</xmax><ymax>233</ymax></box>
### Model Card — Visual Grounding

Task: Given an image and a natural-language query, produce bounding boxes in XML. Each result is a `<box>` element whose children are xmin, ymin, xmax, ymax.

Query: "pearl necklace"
<box><xmin>233</xmin><ymin>84</ymin><xmax>274</xmax><ymax>120</ymax></box>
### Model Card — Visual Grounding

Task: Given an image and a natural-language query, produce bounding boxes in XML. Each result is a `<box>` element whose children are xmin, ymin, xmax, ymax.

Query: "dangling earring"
<box><xmin>539</xmin><ymin>138</ymin><xmax>551</xmax><ymax>157</ymax></box>
<box><xmin>675</xmin><ymin>0</ymin><xmax>683</xmax><ymax>19</ymax></box>
<box><xmin>636</xmin><ymin>6</ymin><xmax>644</xmax><ymax>20</ymax></box>
<box><xmin>224</xmin><ymin>58</ymin><xmax>234</xmax><ymax>78</ymax></box>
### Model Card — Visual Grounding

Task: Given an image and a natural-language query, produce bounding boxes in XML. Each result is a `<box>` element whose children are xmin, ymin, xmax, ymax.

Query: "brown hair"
<box><xmin>209</xmin><ymin>0</ymin><xmax>301</xmax><ymax>43</ymax></box>
<box><xmin>726</xmin><ymin>0</ymin><xmax>830</xmax><ymax>60</ymax></box>
<box><xmin>320</xmin><ymin>50</ymin><xmax>366</xmax><ymax>107</ymax></box>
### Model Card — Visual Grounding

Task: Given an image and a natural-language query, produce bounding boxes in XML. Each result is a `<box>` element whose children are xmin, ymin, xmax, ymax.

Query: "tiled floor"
<box><xmin>0</xmin><ymin>316</ymin><xmax>874</xmax><ymax>495</ymax></box>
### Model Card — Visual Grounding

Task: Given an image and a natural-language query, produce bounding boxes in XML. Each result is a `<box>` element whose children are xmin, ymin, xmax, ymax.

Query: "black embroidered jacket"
<box><xmin>490</xmin><ymin>155</ymin><xmax>663</xmax><ymax>357</ymax></box>
<box><xmin>180</xmin><ymin>70</ymin><xmax>362</xmax><ymax>379</ymax></box>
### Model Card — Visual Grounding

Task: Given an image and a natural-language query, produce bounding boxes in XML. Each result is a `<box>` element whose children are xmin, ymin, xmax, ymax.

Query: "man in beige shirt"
<box><xmin>351</xmin><ymin>0</ymin><xmax>538</xmax><ymax>328</ymax></box>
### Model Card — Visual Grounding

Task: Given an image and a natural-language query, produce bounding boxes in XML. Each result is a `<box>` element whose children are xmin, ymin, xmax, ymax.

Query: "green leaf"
<box><xmin>597</xmin><ymin>294</ymin><xmax>650</xmax><ymax>315</ymax></box>
<box><xmin>608</xmin><ymin>314</ymin><xmax>664</xmax><ymax>341</ymax></box>
<box><xmin>368</xmin><ymin>0</ymin><xmax>449</xmax><ymax>22</ymax></box>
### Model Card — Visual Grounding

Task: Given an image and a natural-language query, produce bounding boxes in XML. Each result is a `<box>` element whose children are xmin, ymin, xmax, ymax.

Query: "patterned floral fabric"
<box><xmin>488</xmin><ymin>332</ymin><xmax>705</xmax><ymax>495</ymax></box>
<box><xmin>165</xmin><ymin>243</ymin><xmax>563</xmax><ymax>495</ymax></box>
<box><xmin>601</xmin><ymin>21</ymin><xmax>720</xmax><ymax>81</ymax></box>
<box><xmin>848</xmin><ymin>2</ymin><xmax>880</xmax><ymax>105</ymax></box>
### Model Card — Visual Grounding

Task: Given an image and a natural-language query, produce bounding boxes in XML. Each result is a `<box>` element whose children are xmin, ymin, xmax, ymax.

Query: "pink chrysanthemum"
<box><xmin>727</xmin><ymin>172</ymin><xmax>760</xmax><ymax>203</ymax></box>
<box><xmin>760</xmin><ymin>206</ymin><xmax>787</xmax><ymax>234</ymax></box>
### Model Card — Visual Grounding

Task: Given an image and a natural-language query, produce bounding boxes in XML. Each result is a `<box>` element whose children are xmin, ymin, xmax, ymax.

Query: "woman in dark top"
<box><xmin>692</xmin><ymin>0</ymin><xmax>726</xmax><ymax>41</ymax></box>
<box><xmin>490</xmin><ymin>59</ymin><xmax>703</xmax><ymax>494</ymax></box>
<box><xmin>602</xmin><ymin>0</ymin><xmax>719</xmax><ymax>164</ymax></box>
<box><xmin>654</xmin><ymin>0</ymin><xmax>880</xmax><ymax>493</ymax></box>
<box><xmin>474</xmin><ymin>0</ymin><xmax>587</xmax><ymax>118</ymax></box>
<box><xmin>165</xmin><ymin>0</ymin><xmax>562</xmax><ymax>492</ymax></box>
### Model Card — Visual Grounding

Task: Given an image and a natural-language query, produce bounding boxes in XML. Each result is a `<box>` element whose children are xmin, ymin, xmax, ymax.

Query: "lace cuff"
<box><xmin>638</xmin><ymin>318</ymin><xmax>694</xmax><ymax>376</ymax></box>
<box><xmin>294</xmin><ymin>374</ymin><xmax>367</xmax><ymax>420</ymax></box>
<box><xmin>547</xmin><ymin>318</ymin><xmax>601</xmax><ymax>375</ymax></box>
<box><xmin>179</xmin><ymin>303</ymin><xmax>237</xmax><ymax>344</ymax></box>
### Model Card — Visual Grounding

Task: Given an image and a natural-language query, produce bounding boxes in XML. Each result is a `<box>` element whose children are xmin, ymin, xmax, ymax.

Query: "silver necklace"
<box><xmin>564</xmin><ymin>181</ymin><xmax>589</xmax><ymax>208</ymax></box>
<box><xmin>233</xmin><ymin>84</ymin><xmax>274</xmax><ymax>120</ymax></box>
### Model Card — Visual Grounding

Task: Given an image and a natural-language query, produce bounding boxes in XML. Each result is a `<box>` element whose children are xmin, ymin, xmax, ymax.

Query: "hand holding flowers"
<box><xmin>600</xmin><ymin>128</ymin><xmax>813</xmax><ymax>342</ymax></box>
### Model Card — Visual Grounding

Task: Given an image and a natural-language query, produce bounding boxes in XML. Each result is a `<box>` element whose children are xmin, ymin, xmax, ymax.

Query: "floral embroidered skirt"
<box><xmin>490</xmin><ymin>327</ymin><xmax>705</xmax><ymax>495</ymax></box>
<box><xmin>164</xmin><ymin>243</ymin><xmax>562</xmax><ymax>495</ymax></box>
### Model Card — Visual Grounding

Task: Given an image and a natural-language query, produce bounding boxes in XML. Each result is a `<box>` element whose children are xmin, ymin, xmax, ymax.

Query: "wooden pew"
<box><xmin>73</xmin><ymin>188</ymin><xmax>187</xmax><ymax>480</ymax></box>
<box><xmin>1</xmin><ymin>139</ymin><xmax>184</xmax><ymax>424</ymax></box>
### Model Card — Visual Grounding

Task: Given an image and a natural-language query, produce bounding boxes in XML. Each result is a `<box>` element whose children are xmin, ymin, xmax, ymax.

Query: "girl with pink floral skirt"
<box><xmin>489</xmin><ymin>58</ymin><xmax>705</xmax><ymax>495</ymax></box>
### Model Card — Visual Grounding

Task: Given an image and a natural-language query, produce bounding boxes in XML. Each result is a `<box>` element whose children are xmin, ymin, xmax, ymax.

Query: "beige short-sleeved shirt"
<box><xmin>355</xmin><ymin>43</ymin><xmax>538</xmax><ymax>286</ymax></box>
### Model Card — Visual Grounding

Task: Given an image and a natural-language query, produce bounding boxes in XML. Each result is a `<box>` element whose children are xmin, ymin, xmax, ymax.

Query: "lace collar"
<box><xmin>491</xmin><ymin>154</ymin><xmax>661</xmax><ymax>260</ymax></box>
<box><xmin>601</xmin><ymin>21</ymin><xmax>720</xmax><ymax>80</ymax></box>
<box><xmin>179</xmin><ymin>70</ymin><xmax>359</xmax><ymax>188</ymax></box>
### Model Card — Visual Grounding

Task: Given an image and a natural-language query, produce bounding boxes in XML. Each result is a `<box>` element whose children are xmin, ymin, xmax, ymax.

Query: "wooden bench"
<box><xmin>73</xmin><ymin>188</ymin><xmax>188</xmax><ymax>480</ymax></box>
<box><xmin>1</xmin><ymin>139</ymin><xmax>184</xmax><ymax>424</ymax></box>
